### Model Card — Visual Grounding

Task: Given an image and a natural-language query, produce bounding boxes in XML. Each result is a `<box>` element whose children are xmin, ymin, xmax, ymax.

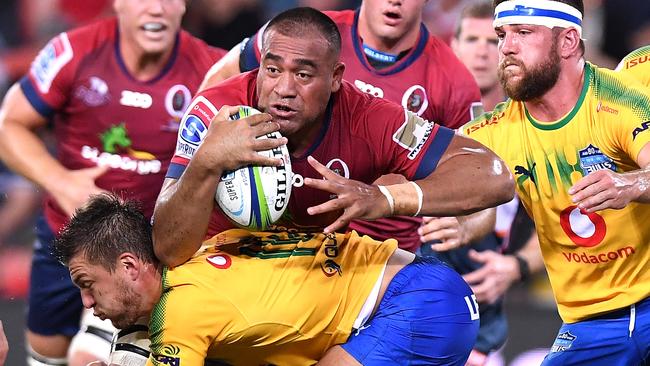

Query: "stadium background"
<box><xmin>0</xmin><ymin>0</ymin><xmax>647</xmax><ymax>365</ymax></box>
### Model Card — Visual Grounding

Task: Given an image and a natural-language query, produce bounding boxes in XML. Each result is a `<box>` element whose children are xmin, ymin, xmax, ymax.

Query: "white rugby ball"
<box><xmin>215</xmin><ymin>106</ymin><xmax>292</xmax><ymax>230</ymax></box>
<box><xmin>108</xmin><ymin>324</ymin><xmax>150</xmax><ymax>366</ymax></box>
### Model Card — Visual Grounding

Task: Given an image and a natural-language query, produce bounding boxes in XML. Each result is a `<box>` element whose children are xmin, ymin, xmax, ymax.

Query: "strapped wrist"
<box><xmin>513</xmin><ymin>254</ymin><xmax>530</xmax><ymax>282</ymax></box>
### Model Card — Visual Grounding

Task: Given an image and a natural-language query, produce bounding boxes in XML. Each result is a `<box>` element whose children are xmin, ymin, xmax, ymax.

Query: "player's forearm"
<box><xmin>511</xmin><ymin>230</ymin><xmax>545</xmax><ymax>279</ymax></box>
<box><xmin>457</xmin><ymin>208</ymin><xmax>497</xmax><ymax>245</ymax></box>
<box><xmin>0</xmin><ymin>120</ymin><xmax>69</xmax><ymax>194</ymax></box>
<box><xmin>152</xmin><ymin>164</ymin><xmax>221</xmax><ymax>267</ymax></box>
<box><xmin>628</xmin><ymin>166</ymin><xmax>650</xmax><ymax>204</ymax></box>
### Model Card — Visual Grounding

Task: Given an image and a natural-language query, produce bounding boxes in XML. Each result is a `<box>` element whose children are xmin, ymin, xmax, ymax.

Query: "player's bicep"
<box><xmin>0</xmin><ymin>83</ymin><xmax>48</xmax><ymax>130</ymax></box>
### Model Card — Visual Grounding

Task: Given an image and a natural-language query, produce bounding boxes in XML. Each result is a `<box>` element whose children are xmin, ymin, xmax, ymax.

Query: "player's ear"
<box><xmin>331</xmin><ymin>61</ymin><xmax>345</xmax><ymax>93</ymax></box>
<box><xmin>558</xmin><ymin>27</ymin><xmax>581</xmax><ymax>59</ymax></box>
<box><xmin>118</xmin><ymin>252</ymin><xmax>141</xmax><ymax>281</ymax></box>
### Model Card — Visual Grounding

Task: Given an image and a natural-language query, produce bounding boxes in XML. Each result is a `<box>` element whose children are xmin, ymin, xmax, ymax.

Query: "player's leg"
<box><xmin>67</xmin><ymin>309</ymin><xmax>115</xmax><ymax>366</ymax></box>
<box><xmin>541</xmin><ymin>298</ymin><xmax>649</xmax><ymax>366</ymax></box>
<box><xmin>341</xmin><ymin>256</ymin><xmax>480</xmax><ymax>365</ymax></box>
<box><xmin>27</xmin><ymin>216</ymin><xmax>83</xmax><ymax>365</ymax></box>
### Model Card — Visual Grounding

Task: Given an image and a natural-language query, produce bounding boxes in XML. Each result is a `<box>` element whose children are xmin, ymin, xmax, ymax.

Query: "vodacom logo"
<box><xmin>559</xmin><ymin>205</ymin><xmax>607</xmax><ymax>247</ymax></box>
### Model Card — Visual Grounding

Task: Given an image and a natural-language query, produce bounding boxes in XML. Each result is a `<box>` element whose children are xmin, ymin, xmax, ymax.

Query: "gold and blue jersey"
<box><xmin>616</xmin><ymin>45</ymin><xmax>650</xmax><ymax>88</ymax></box>
<box><xmin>147</xmin><ymin>229</ymin><xmax>396</xmax><ymax>366</ymax></box>
<box><xmin>462</xmin><ymin>63</ymin><xmax>650</xmax><ymax>323</ymax></box>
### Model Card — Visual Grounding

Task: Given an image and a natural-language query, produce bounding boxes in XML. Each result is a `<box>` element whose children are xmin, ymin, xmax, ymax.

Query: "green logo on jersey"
<box><xmin>99</xmin><ymin>123</ymin><xmax>155</xmax><ymax>160</ymax></box>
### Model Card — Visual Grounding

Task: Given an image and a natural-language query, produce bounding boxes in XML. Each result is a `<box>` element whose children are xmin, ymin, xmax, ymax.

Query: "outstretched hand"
<box><xmin>569</xmin><ymin>169</ymin><xmax>639</xmax><ymax>212</ymax></box>
<box><xmin>304</xmin><ymin>156</ymin><xmax>390</xmax><ymax>233</ymax></box>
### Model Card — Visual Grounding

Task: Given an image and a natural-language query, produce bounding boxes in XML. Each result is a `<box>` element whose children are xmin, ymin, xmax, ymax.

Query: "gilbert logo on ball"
<box><xmin>215</xmin><ymin>106</ymin><xmax>292</xmax><ymax>230</ymax></box>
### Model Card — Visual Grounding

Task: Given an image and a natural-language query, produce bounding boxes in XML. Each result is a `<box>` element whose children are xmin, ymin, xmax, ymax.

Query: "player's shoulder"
<box><xmin>615</xmin><ymin>45</ymin><xmax>650</xmax><ymax>71</ymax></box>
<box><xmin>461</xmin><ymin>100</ymin><xmax>514</xmax><ymax>138</ymax></box>
<box><xmin>63</xmin><ymin>17</ymin><xmax>117</xmax><ymax>55</ymax></box>
<box><xmin>421</xmin><ymin>30</ymin><xmax>476</xmax><ymax>81</ymax></box>
<box><xmin>590</xmin><ymin>63</ymin><xmax>650</xmax><ymax>111</ymax></box>
<box><xmin>178</xmin><ymin>29</ymin><xmax>226</xmax><ymax>63</ymax></box>
<box><xmin>323</xmin><ymin>9</ymin><xmax>355</xmax><ymax>27</ymax></box>
<box><xmin>197</xmin><ymin>71</ymin><xmax>256</xmax><ymax>108</ymax></box>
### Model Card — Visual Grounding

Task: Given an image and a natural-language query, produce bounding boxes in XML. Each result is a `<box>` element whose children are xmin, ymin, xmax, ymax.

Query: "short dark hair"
<box><xmin>263</xmin><ymin>7</ymin><xmax>341</xmax><ymax>56</ymax></box>
<box><xmin>455</xmin><ymin>1</ymin><xmax>494</xmax><ymax>39</ymax></box>
<box><xmin>492</xmin><ymin>0</ymin><xmax>585</xmax><ymax>55</ymax></box>
<box><xmin>53</xmin><ymin>193</ymin><xmax>156</xmax><ymax>271</ymax></box>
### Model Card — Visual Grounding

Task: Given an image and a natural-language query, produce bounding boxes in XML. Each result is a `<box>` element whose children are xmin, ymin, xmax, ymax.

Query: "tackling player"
<box><xmin>462</xmin><ymin>1</ymin><xmax>650</xmax><ymax>364</ymax></box>
<box><xmin>55</xmin><ymin>193</ymin><xmax>481</xmax><ymax>365</ymax></box>
<box><xmin>0</xmin><ymin>0</ymin><xmax>225</xmax><ymax>364</ymax></box>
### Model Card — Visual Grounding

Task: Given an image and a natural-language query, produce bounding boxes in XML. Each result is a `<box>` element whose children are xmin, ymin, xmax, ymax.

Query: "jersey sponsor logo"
<box><xmin>320</xmin><ymin>233</ymin><xmax>342</xmax><ymax>277</ymax></box>
<box><xmin>32</xmin><ymin>33</ymin><xmax>73</xmax><ymax>93</ymax></box>
<box><xmin>632</xmin><ymin>121</ymin><xmax>650</xmax><ymax>141</ymax></box>
<box><xmin>463</xmin><ymin>114</ymin><xmax>502</xmax><ymax>135</ymax></box>
<box><xmin>596</xmin><ymin>101</ymin><xmax>619</xmax><ymax>115</ymax></box>
<box><xmin>163</xmin><ymin>84</ymin><xmax>192</xmax><ymax>132</ymax></box>
<box><xmin>401</xmin><ymin>85</ymin><xmax>429</xmax><ymax>116</ymax></box>
<box><xmin>354</xmin><ymin>79</ymin><xmax>384</xmax><ymax>98</ymax></box>
<box><xmin>392</xmin><ymin>111</ymin><xmax>434</xmax><ymax>160</ymax></box>
<box><xmin>559</xmin><ymin>205</ymin><xmax>606</xmax><ymax>247</ymax></box>
<box><xmin>514</xmin><ymin>162</ymin><xmax>537</xmax><ymax>187</ymax></box>
<box><xmin>153</xmin><ymin>344</ymin><xmax>181</xmax><ymax>366</ymax></box>
<box><xmin>622</xmin><ymin>54</ymin><xmax>649</xmax><ymax>69</ymax></box>
<box><xmin>73</xmin><ymin>76</ymin><xmax>110</xmax><ymax>107</ymax></box>
<box><xmin>578</xmin><ymin>144</ymin><xmax>617</xmax><ymax>174</ymax></box>
<box><xmin>120</xmin><ymin>90</ymin><xmax>153</xmax><ymax>109</ymax></box>
<box><xmin>81</xmin><ymin>123</ymin><xmax>161</xmax><ymax>175</ymax></box>
<box><xmin>550</xmin><ymin>331</ymin><xmax>576</xmax><ymax>353</ymax></box>
<box><xmin>561</xmin><ymin>246</ymin><xmax>635</xmax><ymax>264</ymax></box>
<box><xmin>464</xmin><ymin>295</ymin><xmax>480</xmax><ymax>321</ymax></box>
<box><xmin>207</xmin><ymin>254</ymin><xmax>232</xmax><ymax>269</ymax></box>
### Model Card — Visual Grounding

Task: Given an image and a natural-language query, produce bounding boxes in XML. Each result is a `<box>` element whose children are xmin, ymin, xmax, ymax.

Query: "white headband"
<box><xmin>493</xmin><ymin>0</ymin><xmax>583</xmax><ymax>37</ymax></box>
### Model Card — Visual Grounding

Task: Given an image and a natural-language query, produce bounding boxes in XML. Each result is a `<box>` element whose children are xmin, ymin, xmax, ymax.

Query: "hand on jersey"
<box><xmin>418</xmin><ymin>216</ymin><xmax>467</xmax><ymax>251</ymax></box>
<box><xmin>53</xmin><ymin>166</ymin><xmax>109</xmax><ymax>217</ymax></box>
<box><xmin>569</xmin><ymin>169</ymin><xmax>640</xmax><ymax>212</ymax></box>
<box><xmin>462</xmin><ymin>250</ymin><xmax>519</xmax><ymax>304</ymax></box>
<box><xmin>194</xmin><ymin>105</ymin><xmax>287</xmax><ymax>172</ymax></box>
<box><xmin>304</xmin><ymin>156</ymin><xmax>390</xmax><ymax>234</ymax></box>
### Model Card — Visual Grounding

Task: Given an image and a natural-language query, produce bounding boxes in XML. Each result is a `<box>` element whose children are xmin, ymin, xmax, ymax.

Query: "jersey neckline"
<box><xmin>524</xmin><ymin>62</ymin><xmax>592</xmax><ymax>131</ymax></box>
<box><xmin>350</xmin><ymin>9</ymin><xmax>429</xmax><ymax>76</ymax></box>
<box><xmin>114</xmin><ymin>28</ymin><xmax>181</xmax><ymax>85</ymax></box>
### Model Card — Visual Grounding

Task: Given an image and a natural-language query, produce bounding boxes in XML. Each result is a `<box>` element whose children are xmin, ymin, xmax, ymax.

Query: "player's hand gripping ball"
<box><xmin>215</xmin><ymin>106</ymin><xmax>292</xmax><ymax>230</ymax></box>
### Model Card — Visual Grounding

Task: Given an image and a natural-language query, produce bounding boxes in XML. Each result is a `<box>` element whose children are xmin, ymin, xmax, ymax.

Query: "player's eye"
<box><xmin>266</xmin><ymin>66</ymin><xmax>280</xmax><ymax>74</ymax></box>
<box><xmin>297</xmin><ymin>72</ymin><xmax>311</xmax><ymax>80</ymax></box>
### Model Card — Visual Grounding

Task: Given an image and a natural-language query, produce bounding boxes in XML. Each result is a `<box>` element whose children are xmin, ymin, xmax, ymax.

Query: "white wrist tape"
<box><xmin>410</xmin><ymin>181</ymin><xmax>424</xmax><ymax>217</ymax></box>
<box><xmin>377</xmin><ymin>185</ymin><xmax>395</xmax><ymax>215</ymax></box>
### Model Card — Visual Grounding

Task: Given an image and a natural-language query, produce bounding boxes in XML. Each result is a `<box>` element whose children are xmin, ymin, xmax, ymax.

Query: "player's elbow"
<box><xmin>486</xmin><ymin>158</ymin><xmax>515</xmax><ymax>207</ymax></box>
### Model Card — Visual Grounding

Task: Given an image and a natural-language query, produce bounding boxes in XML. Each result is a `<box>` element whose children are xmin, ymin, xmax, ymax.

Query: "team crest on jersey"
<box><xmin>578</xmin><ymin>144</ymin><xmax>616</xmax><ymax>174</ymax></box>
<box><xmin>163</xmin><ymin>84</ymin><xmax>191</xmax><ymax>132</ymax></box>
<box><xmin>74</xmin><ymin>76</ymin><xmax>110</xmax><ymax>107</ymax></box>
<box><xmin>401</xmin><ymin>85</ymin><xmax>429</xmax><ymax>116</ymax></box>
<box><xmin>32</xmin><ymin>33</ymin><xmax>73</xmax><ymax>93</ymax></box>
<box><xmin>392</xmin><ymin>111</ymin><xmax>434</xmax><ymax>160</ymax></box>
<box><xmin>81</xmin><ymin>123</ymin><xmax>161</xmax><ymax>175</ymax></box>
<box><xmin>550</xmin><ymin>331</ymin><xmax>576</xmax><ymax>353</ymax></box>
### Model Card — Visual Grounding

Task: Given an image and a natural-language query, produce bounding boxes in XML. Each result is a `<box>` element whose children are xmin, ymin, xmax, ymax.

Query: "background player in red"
<box><xmin>199</xmin><ymin>0</ymin><xmax>488</xmax><ymax>253</ymax></box>
<box><xmin>0</xmin><ymin>0</ymin><xmax>225</xmax><ymax>364</ymax></box>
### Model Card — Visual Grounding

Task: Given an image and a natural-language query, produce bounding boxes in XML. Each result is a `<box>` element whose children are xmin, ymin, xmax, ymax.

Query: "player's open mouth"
<box><xmin>270</xmin><ymin>104</ymin><xmax>297</xmax><ymax>119</ymax></box>
<box><xmin>141</xmin><ymin>23</ymin><xmax>167</xmax><ymax>32</ymax></box>
<box><xmin>383</xmin><ymin>10</ymin><xmax>402</xmax><ymax>25</ymax></box>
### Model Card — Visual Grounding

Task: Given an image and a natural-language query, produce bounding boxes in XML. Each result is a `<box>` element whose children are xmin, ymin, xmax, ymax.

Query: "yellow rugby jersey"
<box><xmin>462</xmin><ymin>63</ymin><xmax>650</xmax><ymax>323</ymax></box>
<box><xmin>616</xmin><ymin>45</ymin><xmax>650</xmax><ymax>87</ymax></box>
<box><xmin>147</xmin><ymin>229</ymin><xmax>397</xmax><ymax>366</ymax></box>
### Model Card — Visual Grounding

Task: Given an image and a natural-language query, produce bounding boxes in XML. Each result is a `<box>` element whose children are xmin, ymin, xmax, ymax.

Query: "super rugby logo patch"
<box><xmin>578</xmin><ymin>144</ymin><xmax>616</xmax><ymax>174</ymax></box>
<box><xmin>32</xmin><ymin>33</ymin><xmax>73</xmax><ymax>93</ymax></box>
<box><xmin>175</xmin><ymin>96</ymin><xmax>217</xmax><ymax>161</ymax></box>
<box><xmin>550</xmin><ymin>331</ymin><xmax>576</xmax><ymax>353</ymax></box>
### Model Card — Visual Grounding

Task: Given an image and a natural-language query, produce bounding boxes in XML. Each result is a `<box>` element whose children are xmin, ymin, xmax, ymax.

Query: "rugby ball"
<box><xmin>108</xmin><ymin>324</ymin><xmax>150</xmax><ymax>366</ymax></box>
<box><xmin>215</xmin><ymin>106</ymin><xmax>292</xmax><ymax>230</ymax></box>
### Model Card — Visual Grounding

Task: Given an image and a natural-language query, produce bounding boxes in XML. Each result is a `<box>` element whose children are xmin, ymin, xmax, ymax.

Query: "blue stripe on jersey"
<box><xmin>240</xmin><ymin>37</ymin><xmax>261</xmax><ymax>72</ymax></box>
<box><xmin>495</xmin><ymin>6</ymin><xmax>582</xmax><ymax>27</ymax></box>
<box><xmin>413</xmin><ymin>126</ymin><xmax>454</xmax><ymax>180</ymax></box>
<box><xmin>19</xmin><ymin>77</ymin><xmax>55</xmax><ymax>118</ymax></box>
<box><xmin>351</xmin><ymin>9</ymin><xmax>429</xmax><ymax>76</ymax></box>
<box><xmin>166</xmin><ymin>162</ymin><xmax>186</xmax><ymax>179</ymax></box>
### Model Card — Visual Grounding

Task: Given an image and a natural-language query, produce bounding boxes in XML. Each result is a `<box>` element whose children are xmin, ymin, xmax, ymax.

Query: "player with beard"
<box><xmin>0</xmin><ymin>1</ymin><xmax>225</xmax><ymax>364</ymax></box>
<box><xmin>616</xmin><ymin>45</ymin><xmax>650</xmax><ymax>87</ymax></box>
<box><xmin>462</xmin><ymin>1</ymin><xmax>650</xmax><ymax>365</ymax></box>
